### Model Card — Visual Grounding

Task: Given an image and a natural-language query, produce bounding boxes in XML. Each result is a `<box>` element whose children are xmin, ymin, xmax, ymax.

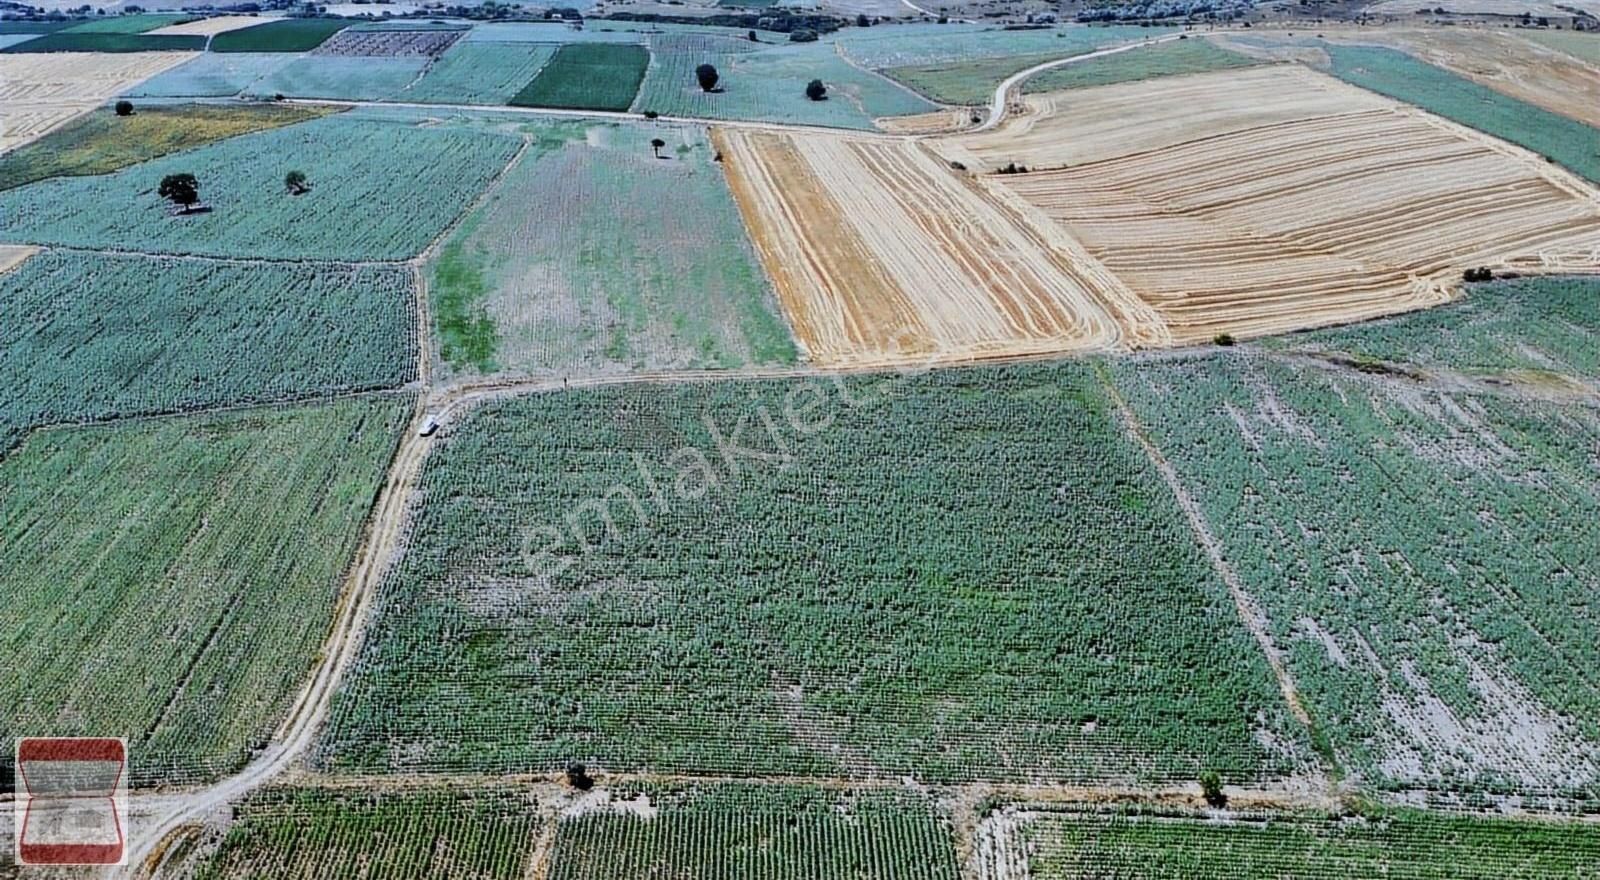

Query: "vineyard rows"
<box><xmin>0</xmin><ymin>110</ymin><xmax>523</xmax><ymax>260</ymax></box>
<box><xmin>193</xmin><ymin>786</ymin><xmax>539</xmax><ymax>879</ymax></box>
<box><xmin>1015</xmin><ymin>805</ymin><xmax>1600</xmax><ymax>878</ymax></box>
<box><xmin>0</xmin><ymin>398</ymin><xmax>409</xmax><ymax>785</ymax></box>
<box><xmin>551</xmin><ymin>784</ymin><xmax>959</xmax><ymax>880</ymax></box>
<box><xmin>317</xmin><ymin>364</ymin><xmax>1307</xmax><ymax>784</ymax></box>
<box><xmin>0</xmin><ymin>250</ymin><xmax>416</xmax><ymax>441</ymax></box>
<box><xmin>1110</xmin><ymin>351</ymin><xmax>1600</xmax><ymax>804</ymax></box>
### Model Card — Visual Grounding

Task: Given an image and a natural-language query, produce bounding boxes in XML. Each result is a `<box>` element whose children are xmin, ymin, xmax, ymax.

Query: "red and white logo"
<box><xmin>14</xmin><ymin>737</ymin><xmax>128</xmax><ymax>865</ymax></box>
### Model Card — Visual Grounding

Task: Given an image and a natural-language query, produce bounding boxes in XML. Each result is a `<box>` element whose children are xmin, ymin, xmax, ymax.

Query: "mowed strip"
<box><xmin>937</xmin><ymin>65</ymin><xmax>1600</xmax><ymax>344</ymax></box>
<box><xmin>716</xmin><ymin>128</ymin><xmax>1119</xmax><ymax>366</ymax></box>
<box><xmin>0</xmin><ymin>51</ymin><xmax>196</xmax><ymax>154</ymax></box>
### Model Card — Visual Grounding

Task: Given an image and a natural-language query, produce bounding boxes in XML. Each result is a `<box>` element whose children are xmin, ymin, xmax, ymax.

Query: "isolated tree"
<box><xmin>158</xmin><ymin>173</ymin><xmax>200</xmax><ymax>213</ymax></box>
<box><xmin>1199</xmin><ymin>770</ymin><xmax>1227</xmax><ymax>808</ymax></box>
<box><xmin>566</xmin><ymin>762</ymin><xmax>594</xmax><ymax>791</ymax></box>
<box><xmin>805</xmin><ymin>79</ymin><xmax>827</xmax><ymax>101</ymax></box>
<box><xmin>695</xmin><ymin>63</ymin><xmax>719</xmax><ymax>92</ymax></box>
<box><xmin>114</xmin><ymin>100</ymin><xmax>134</xmax><ymax>117</ymax></box>
<box><xmin>856</xmin><ymin>12</ymin><xmax>871</xmax><ymax>26</ymax></box>
<box><xmin>1213</xmin><ymin>332</ymin><xmax>1235</xmax><ymax>347</ymax></box>
<box><xmin>747</xmin><ymin>29</ymin><xmax>759</xmax><ymax>41</ymax></box>
<box><xmin>284</xmin><ymin>169</ymin><xmax>310</xmax><ymax>195</ymax></box>
<box><xmin>649</xmin><ymin>137</ymin><xmax>667</xmax><ymax>158</ymax></box>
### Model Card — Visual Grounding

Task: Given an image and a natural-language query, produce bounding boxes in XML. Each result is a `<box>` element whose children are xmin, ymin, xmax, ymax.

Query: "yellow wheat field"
<box><xmin>933</xmin><ymin>66</ymin><xmax>1600</xmax><ymax>345</ymax></box>
<box><xmin>0</xmin><ymin>52</ymin><xmax>195</xmax><ymax>155</ymax></box>
<box><xmin>716</xmin><ymin>128</ymin><xmax>1125</xmax><ymax>366</ymax></box>
<box><xmin>149</xmin><ymin>15</ymin><xmax>280</xmax><ymax>36</ymax></box>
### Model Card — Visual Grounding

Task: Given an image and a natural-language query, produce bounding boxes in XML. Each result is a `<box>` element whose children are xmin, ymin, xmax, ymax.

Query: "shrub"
<box><xmin>789</xmin><ymin>28</ymin><xmax>817</xmax><ymax>42</ymax></box>
<box><xmin>1213</xmin><ymin>333</ymin><xmax>1235</xmax><ymax>346</ymax></box>
<box><xmin>805</xmin><ymin>78</ymin><xmax>827</xmax><ymax>101</ymax></box>
<box><xmin>695</xmin><ymin>62</ymin><xmax>719</xmax><ymax>92</ymax></box>
<box><xmin>566</xmin><ymin>762</ymin><xmax>594</xmax><ymax>790</ymax></box>
<box><xmin>1200</xmin><ymin>770</ymin><xmax>1226</xmax><ymax>807</ymax></box>
<box><xmin>114</xmin><ymin>100</ymin><xmax>134</xmax><ymax>117</ymax></box>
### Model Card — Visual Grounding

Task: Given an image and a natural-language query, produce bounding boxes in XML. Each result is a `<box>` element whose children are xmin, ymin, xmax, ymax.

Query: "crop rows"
<box><xmin>0</xmin><ymin>397</ymin><xmax>409</xmax><ymax>786</ymax></box>
<box><xmin>1022</xmin><ymin>36</ymin><xmax>1258</xmax><ymax>93</ymax></box>
<box><xmin>634</xmin><ymin>38</ymin><xmax>936</xmax><ymax>130</ymax></box>
<box><xmin>1110</xmin><ymin>350</ymin><xmax>1600</xmax><ymax>804</ymax></box>
<box><xmin>718</xmin><ymin>128</ymin><xmax>1118</xmax><ymax>366</ymax></box>
<box><xmin>428</xmin><ymin>121</ymin><xmax>793</xmax><ymax>379</ymax></box>
<box><xmin>0</xmin><ymin>31</ymin><xmax>205</xmax><ymax>52</ymax></box>
<box><xmin>509</xmin><ymin>43</ymin><xmax>648</xmax><ymax>111</ymax></box>
<box><xmin>1</xmin><ymin>250</ymin><xmax>416</xmax><ymax>440</ymax></box>
<box><xmin>314</xmin><ymin>27</ymin><xmax>463</xmax><ymax>57</ymax></box>
<box><xmin>317</xmin><ymin>363</ymin><xmax>1307</xmax><ymax>785</ymax></box>
<box><xmin>0</xmin><ymin>110</ymin><xmax>523</xmax><ymax>260</ymax></box>
<box><xmin>244</xmin><ymin>55</ymin><xmax>432</xmax><ymax>101</ymax></box>
<box><xmin>193</xmin><ymin>785</ymin><xmax>539</xmax><ymax>879</ymax></box>
<box><xmin>401</xmin><ymin>42</ymin><xmax>556</xmax><ymax>104</ymax></box>
<box><xmin>1015</xmin><ymin>806</ymin><xmax>1600</xmax><ymax>878</ymax></box>
<box><xmin>123</xmin><ymin>52</ymin><xmax>297</xmax><ymax>98</ymax></box>
<box><xmin>551</xmin><ymin>784</ymin><xmax>959</xmax><ymax>880</ymax></box>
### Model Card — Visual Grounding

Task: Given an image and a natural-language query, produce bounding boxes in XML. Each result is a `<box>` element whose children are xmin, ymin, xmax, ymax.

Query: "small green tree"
<box><xmin>158</xmin><ymin>173</ymin><xmax>200</xmax><ymax>213</ymax></box>
<box><xmin>1213</xmin><ymin>332</ymin><xmax>1235</xmax><ymax>347</ymax></box>
<box><xmin>695</xmin><ymin>63</ymin><xmax>719</xmax><ymax>92</ymax></box>
<box><xmin>650</xmin><ymin>137</ymin><xmax>666</xmax><ymax>158</ymax></box>
<box><xmin>805</xmin><ymin>79</ymin><xmax>827</xmax><ymax>101</ymax></box>
<box><xmin>566</xmin><ymin>762</ymin><xmax>594</xmax><ymax>791</ymax></box>
<box><xmin>1199</xmin><ymin>770</ymin><xmax>1226</xmax><ymax>808</ymax></box>
<box><xmin>114</xmin><ymin>100</ymin><xmax>134</xmax><ymax>117</ymax></box>
<box><xmin>284</xmin><ymin>170</ymin><xmax>310</xmax><ymax>195</ymax></box>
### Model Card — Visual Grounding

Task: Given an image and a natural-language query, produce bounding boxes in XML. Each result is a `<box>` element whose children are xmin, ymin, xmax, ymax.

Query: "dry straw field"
<box><xmin>148</xmin><ymin>15</ymin><xmax>279</xmax><ymax>37</ymax></box>
<box><xmin>926</xmin><ymin>64</ymin><xmax>1600</xmax><ymax>346</ymax></box>
<box><xmin>0</xmin><ymin>52</ymin><xmax>195</xmax><ymax>154</ymax></box>
<box><xmin>715</xmin><ymin>129</ymin><xmax>1137</xmax><ymax>366</ymax></box>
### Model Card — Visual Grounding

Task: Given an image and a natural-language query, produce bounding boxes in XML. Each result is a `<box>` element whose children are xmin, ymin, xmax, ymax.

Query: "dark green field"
<box><xmin>0</xmin><ymin>31</ymin><xmax>205</xmax><ymax>52</ymax></box>
<box><xmin>509</xmin><ymin>43</ymin><xmax>648</xmax><ymax>111</ymax></box>
<box><xmin>209</xmin><ymin>17</ymin><xmax>348</xmax><ymax>52</ymax></box>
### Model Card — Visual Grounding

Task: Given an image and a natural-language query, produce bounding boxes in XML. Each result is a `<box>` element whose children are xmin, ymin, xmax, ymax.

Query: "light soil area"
<box><xmin>0</xmin><ymin>244</ymin><xmax>38</xmax><ymax>274</ymax></box>
<box><xmin>147</xmin><ymin>15</ymin><xmax>278</xmax><ymax>36</ymax></box>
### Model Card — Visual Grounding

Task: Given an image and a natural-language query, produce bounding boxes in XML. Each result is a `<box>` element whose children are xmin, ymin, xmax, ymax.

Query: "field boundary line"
<box><xmin>1095</xmin><ymin>364</ymin><xmax>1322</xmax><ymax>738</ymax></box>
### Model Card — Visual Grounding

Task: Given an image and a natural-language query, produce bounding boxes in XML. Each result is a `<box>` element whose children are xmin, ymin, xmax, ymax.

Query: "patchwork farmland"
<box><xmin>3</xmin><ymin>10</ymin><xmax>1600</xmax><ymax>878</ymax></box>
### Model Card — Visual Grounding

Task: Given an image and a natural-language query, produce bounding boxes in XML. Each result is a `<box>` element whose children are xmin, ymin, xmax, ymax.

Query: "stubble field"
<box><xmin>716</xmin><ymin>128</ymin><xmax>1128</xmax><ymax>365</ymax></box>
<box><xmin>935</xmin><ymin>65</ymin><xmax>1600</xmax><ymax>345</ymax></box>
<box><xmin>0</xmin><ymin>51</ymin><xmax>195</xmax><ymax>153</ymax></box>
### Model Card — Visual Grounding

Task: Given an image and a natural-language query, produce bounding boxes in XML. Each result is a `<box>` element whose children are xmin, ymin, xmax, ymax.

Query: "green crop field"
<box><xmin>859</xmin><ymin>25</ymin><xmax>1165</xmax><ymax>104</ymax></box>
<box><xmin>210</xmin><ymin>17</ymin><xmax>349</xmax><ymax>52</ymax></box>
<box><xmin>0</xmin><ymin>251</ymin><xmax>415</xmax><ymax>443</ymax></box>
<box><xmin>1267</xmin><ymin>277</ymin><xmax>1600</xmax><ymax>383</ymax></box>
<box><xmin>1019</xmin><ymin>806</ymin><xmax>1600</xmax><ymax>878</ymax></box>
<box><xmin>0</xmin><ymin>31</ymin><xmax>205</xmax><ymax>51</ymax></box>
<box><xmin>0</xmin><ymin>103</ymin><xmax>335</xmax><ymax>192</ymax></box>
<box><xmin>428</xmin><ymin>121</ymin><xmax>794</xmax><ymax>379</ymax></box>
<box><xmin>0</xmin><ymin>20</ymin><xmax>80</xmax><ymax>33</ymax></box>
<box><xmin>1523</xmin><ymin>29</ymin><xmax>1600</xmax><ymax>64</ymax></box>
<box><xmin>401</xmin><ymin>41</ymin><xmax>557</xmax><ymax>104</ymax></box>
<box><xmin>1023</xmin><ymin>37</ymin><xmax>1258</xmax><ymax>93</ymax></box>
<box><xmin>316</xmin><ymin>363</ymin><xmax>1307</xmax><ymax>783</ymax></box>
<box><xmin>63</xmin><ymin>12</ymin><xmax>196</xmax><ymax>33</ymax></box>
<box><xmin>0</xmin><ymin>397</ymin><xmax>408</xmax><ymax>784</ymax></box>
<box><xmin>634</xmin><ymin>34</ymin><xmax>937</xmax><ymax>129</ymax></box>
<box><xmin>243</xmin><ymin>54</ymin><xmax>431</xmax><ymax>101</ymax></box>
<box><xmin>1324</xmin><ymin>44</ymin><xmax>1600</xmax><ymax>184</ymax></box>
<box><xmin>510</xmin><ymin>43</ymin><xmax>648</xmax><ymax>111</ymax></box>
<box><xmin>550</xmin><ymin>785</ymin><xmax>959</xmax><ymax>880</ymax></box>
<box><xmin>0</xmin><ymin>110</ymin><xmax>522</xmax><ymax>260</ymax></box>
<box><xmin>1110</xmin><ymin>350</ymin><xmax>1600</xmax><ymax>804</ymax></box>
<box><xmin>122</xmin><ymin>53</ymin><xmax>300</xmax><ymax>98</ymax></box>
<box><xmin>192</xmin><ymin>785</ymin><xmax>540</xmax><ymax>878</ymax></box>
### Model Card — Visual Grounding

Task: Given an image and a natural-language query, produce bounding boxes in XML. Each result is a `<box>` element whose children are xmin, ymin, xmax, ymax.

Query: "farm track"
<box><xmin>973</xmin><ymin>33</ymin><xmax>1184</xmax><ymax>133</ymax></box>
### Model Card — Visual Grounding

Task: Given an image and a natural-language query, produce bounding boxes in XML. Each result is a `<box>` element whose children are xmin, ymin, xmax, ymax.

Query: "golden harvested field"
<box><xmin>874</xmin><ymin>108</ymin><xmax>974</xmax><ymax>135</ymax></box>
<box><xmin>715</xmin><ymin>128</ymin><xmax>1127</xmax><ymax>366</ymax></box>
<box><xmin>149</xmin><ymin>15</ymin><xmax>279</xmax><ymax>36</ymax></box>
<box><xmin>934</xmin><ymin>66</ymin><xmax>1600</xmax><ymax>344</ymax></box>
<box><xmin>935</xmin><ymin>64</ymin><xmax>1392</xmax><ymax>172</ymax></box>
<box><xmin>0</xmin><ymin>52</ymin><xmax>196</xmax><ymax>155</ymax></box>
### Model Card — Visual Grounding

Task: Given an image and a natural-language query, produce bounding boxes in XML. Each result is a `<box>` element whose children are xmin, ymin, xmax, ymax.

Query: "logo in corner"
<box><xmin>14</xmin><ymin>737</ymin><xmax>128</xmax><ymax>866</ymax></box>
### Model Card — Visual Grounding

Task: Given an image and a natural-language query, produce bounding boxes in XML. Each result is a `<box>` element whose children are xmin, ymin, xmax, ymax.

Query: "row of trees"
<box><xmin>156</xmin><ymin>171</ymin><xmax>311</xmax><ymax>213</ymax></box>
